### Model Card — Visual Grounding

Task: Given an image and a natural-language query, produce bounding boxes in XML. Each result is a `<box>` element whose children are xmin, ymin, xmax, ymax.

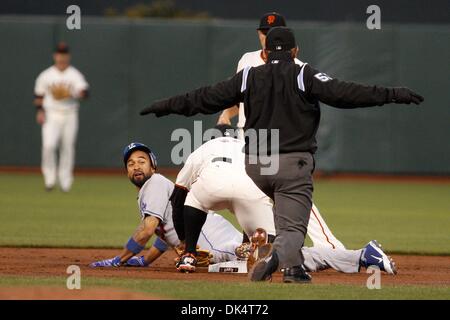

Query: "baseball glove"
<box><xmin>235</xmin><ymin>242</ymin><xmax>255</xmax><ymax>260</ymax></box>
<box><xmin>195</xmin><ymin>249</ymin><xmax>213</xmax><ymax>267</ymax></box>
<box><xmin>50</xmin><ymin>83</ymin><xmax>72</xmax><ymax>100</ymax></box>
<box><xmin>173</xmin><ymin>242</ymin><xmax>186</xmax><ymax>257</ymax></box>
<box><xmin>251</xmin><ymin>228</ymin><xmax>268</xmax><ymax>247</ymax></box>
<box><xmin>173</xmin><ymin>244</ymin><xmax>213</xmax><ymax>267</ymax></box>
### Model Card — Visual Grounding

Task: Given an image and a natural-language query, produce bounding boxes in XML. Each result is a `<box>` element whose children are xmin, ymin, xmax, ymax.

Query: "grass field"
<box><xmin>1</xmin><ymin>276</ymin><xmax>449</xmax><ymax>300</ymax></box>
<box><xmin>1</xmin><ymin>173</ymin><xmax>449</xmax><ymax>254</ymax></box>
<box><xmin>0</xmin><ymin>172</ymin><xmax>449</xmax><ymax>299</ymax></box>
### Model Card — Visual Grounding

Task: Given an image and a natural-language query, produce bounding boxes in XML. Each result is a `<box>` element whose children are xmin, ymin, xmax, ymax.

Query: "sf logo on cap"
<box><xmin>267</xmin><ymin>15</ymin><xmax>276</xmax><ymax>24</ymax></box>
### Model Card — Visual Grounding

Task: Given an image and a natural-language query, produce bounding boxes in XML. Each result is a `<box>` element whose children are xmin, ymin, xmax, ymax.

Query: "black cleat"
<box><xmin>282</xmin><ymin>265</ymin><xmax>312</xmax><ymax>283</ymax></box>
<box><xmin>248</xmin><ymin>244</ymin><xmax>279</xmax><ymax>282</ymax></box>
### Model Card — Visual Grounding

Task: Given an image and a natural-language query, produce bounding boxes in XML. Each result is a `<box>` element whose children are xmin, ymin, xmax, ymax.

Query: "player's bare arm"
<box><xmin>217</xmin><ymin>106</ymin><xmax>239</xmax><ymax>125</ymax></box>
<box><xmin>78</xmin><ymin>89</ymin><xmax>89</xmax><ymax>99</ymax></box>
<box><xmin>118</xmin><ymin>215</ymin><xmax>160</xmax><ymax>263</ymax></box>
<box><xmin>34</xmin><ymin>95</ymin><xmax>45</xmax><ymax>125</ymax></box>
<box><xmin>91</xmin><ymin>216</ymin><xmax>164</xmax><ymax>267</ymax></box>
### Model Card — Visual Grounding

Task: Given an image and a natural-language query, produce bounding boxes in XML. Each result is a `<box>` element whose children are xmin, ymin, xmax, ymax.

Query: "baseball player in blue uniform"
<box><xmin>90</xmin><ymin>142</ymin><xmax>243</xmax><ymax>267</ymax></box>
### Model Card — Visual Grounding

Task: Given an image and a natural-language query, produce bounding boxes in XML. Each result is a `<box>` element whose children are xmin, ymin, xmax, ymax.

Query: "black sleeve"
<box><xmin>169</xmin><ymin>185</ymin><xmax>189</xmax><ymax>241</ymax></box>
<box><xmin>141</xmin><ymin>71</ymin><xmax>244</xmax><ymax>117</ymax></box>
<box><xmin>303</xmin><ymin>65</ymin><xmax>391</xmax><ymax>109</ymax></box>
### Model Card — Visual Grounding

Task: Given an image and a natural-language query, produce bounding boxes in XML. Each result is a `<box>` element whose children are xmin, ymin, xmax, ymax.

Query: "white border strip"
<box><xmin>241</xmin><ymin>66</ymin><xmax>251</xmax><ymax>92</ymax></box>
<box><xmin>297</xmin><ymin>63</ymin><xmax>308</xmax><ymax>92</ymax></box>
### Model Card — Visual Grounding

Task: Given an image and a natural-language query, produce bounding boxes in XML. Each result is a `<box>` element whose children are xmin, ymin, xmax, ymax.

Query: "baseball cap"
<box><xmin>123</xmin><ymin>142</ymin><xmax>158</xmax><ymax>169</ymax></box>
<box><xmin>265</xmin><ymin>27</ymin><xmax>296</xmax><ymax>52</ymax></box>
<box><xmin>257</xmin><ymin>12</ymin><xmax>286</xmax><ymax>31</ymax></box>
<box><xmin>54</xmin><ymin>42</ymin><xmax>70</xmax><ymax>54</ymax></box>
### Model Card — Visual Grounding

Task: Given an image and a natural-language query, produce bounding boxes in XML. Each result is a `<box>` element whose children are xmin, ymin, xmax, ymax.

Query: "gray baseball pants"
<box><xmin>246</xmin><ymin>152</ymin><xmax>314</xmax><ymax>269</ymax></box>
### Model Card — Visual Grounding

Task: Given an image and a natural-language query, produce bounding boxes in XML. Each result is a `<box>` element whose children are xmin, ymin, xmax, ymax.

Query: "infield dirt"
<box><xmin>0</xmin><ymin>247</ymin><xmax>449</xmax><ymax>288</ymax></box>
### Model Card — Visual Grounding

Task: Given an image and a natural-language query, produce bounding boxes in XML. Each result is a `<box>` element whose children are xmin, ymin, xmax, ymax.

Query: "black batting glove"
<box><xmin>388</xmin><ymin>87</ymin><xmax>424</xmax><ymax>105</ymax></box>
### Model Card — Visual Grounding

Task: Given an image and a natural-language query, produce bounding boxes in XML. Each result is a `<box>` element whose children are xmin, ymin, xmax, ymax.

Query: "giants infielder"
<box><xmin>34</xmin><ymin>42</ymin><xmax>89</xmax><ymax>192</ymax></box>
<box><xmin>216</xmin><ymin>12</ymin><xmax>344</xmax><ymax>250</ymax></box>
<box><xmin>90</xmin><ymin>142</ymin><xmax>396</xmax><ymax>277</ymax></box>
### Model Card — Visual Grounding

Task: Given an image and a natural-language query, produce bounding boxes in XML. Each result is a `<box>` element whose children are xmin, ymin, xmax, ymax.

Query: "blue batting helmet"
<box><xmin>123</xmin><ymin>142</ymin><xmax>157</xmax><ymax>169</ymax></box>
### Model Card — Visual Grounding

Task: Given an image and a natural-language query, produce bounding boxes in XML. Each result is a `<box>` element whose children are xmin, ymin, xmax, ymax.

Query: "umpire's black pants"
<box><xmin>245</xmin><ymin>152</ymin><xmax>314</xmax><ymax>269</ymax></box>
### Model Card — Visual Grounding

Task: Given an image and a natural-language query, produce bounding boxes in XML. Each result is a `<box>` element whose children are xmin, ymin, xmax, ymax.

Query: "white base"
<box><xmin>208</xmin><ymin>260</ymin><xmax>248</xmax><ymax>273</ymax></box>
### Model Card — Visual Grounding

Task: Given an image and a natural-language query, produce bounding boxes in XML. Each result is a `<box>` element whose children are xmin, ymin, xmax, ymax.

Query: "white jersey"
<box><xmin>34</xmin><ymin>65</ymin><xmax>89</xmax><ymax>113</ymax></box>
<box><xmin>176</xmin><ymin>137</ymin><xmax>277</xmax><ymax>237</ymax></box>
<box><xmin>176</xmin><ymin>137</ymin><xmax>246</xmax><ymax>190</ymax></box>
<box><xmin>236</xmin><ymin>50</ymin><xmax>304</xmax><ymax>129</ymax></box>
<box><xmin>137</xmin><ymin>173</ymin><xmax>242</xmax><ymax>263</ymax></box>
<box><xmin>177</xmin><ymin>137</ymin><xmax>346</xmax><ymax>250</ymax></box>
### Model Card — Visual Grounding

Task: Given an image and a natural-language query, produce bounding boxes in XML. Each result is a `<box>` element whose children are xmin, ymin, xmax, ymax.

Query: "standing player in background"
<box><xmin>217</xmin><ymin>12</ymin><xmax>345</xmax><ymax>250</ymax></box>
<box><xmin>34</xmin><ymin>42</ymin><xmax>89</xmax><ymax>192</ymax></box>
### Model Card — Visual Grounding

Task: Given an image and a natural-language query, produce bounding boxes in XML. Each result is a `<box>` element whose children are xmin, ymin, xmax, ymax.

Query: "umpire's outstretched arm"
<box><xmin>140</xmin><ymin>71</ymin><xmax>244</xmax><ymax>117</ymax></box>
<box><xmin>140</xmin><ymin>63</ymin><xmax>424</xmax><ymax>117</ymax></box>
<box><xmin>304</xmin><ymin>65</ymin><xmax>424</xmax><ymax>108</ymax></box>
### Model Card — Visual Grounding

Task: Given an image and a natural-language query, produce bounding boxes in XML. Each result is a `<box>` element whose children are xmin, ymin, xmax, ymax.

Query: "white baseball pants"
<box><xmin>307</xmin><ymin>203</ymin><xmax>346</xmax><ymax>249</ymax></box>
<box><xmin>41</xmin><ymin>110</ymin><xmax>78</xmax><ymax>191</ymax></box>
<box><xmin>184</xmin><ymin>162</ymin><xmax>277</xmax><ymax>238</ymax></box>
<box><xmin>186</xmin><ymin>164</ymin><xmax>345</xmax><ymax>250</ymax></box>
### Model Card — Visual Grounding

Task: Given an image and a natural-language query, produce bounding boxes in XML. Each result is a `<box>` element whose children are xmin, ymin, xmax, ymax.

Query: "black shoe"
<box><xmin>283</xmin><ymin>265</ymin><xmax>312</xmax><ymax>283</ymax></box>
<box><xmin>45</xmin><ymin>186</ymin><xmax>54</xmax><ymax>192</ymax></box>
<box><xmin>248</xmin><ymin>244</ymin><xmax>279</xmax><ymax>282</ymax></box>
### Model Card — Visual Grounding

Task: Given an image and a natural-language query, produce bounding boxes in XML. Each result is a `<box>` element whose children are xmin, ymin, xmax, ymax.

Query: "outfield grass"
<box><xmin>0</xmin><ymin>275</ymin><xmax>448</xmax><ymax>300</ymax></box>
<box><xmin>0</xmin><ymin>173</ymin><xmax>448</xmax><ymax>254</ymax></box>
<box><xmin>307</xmin><ymin>180</ymin><xmax>450</xmax><ymax>254</ymax></box>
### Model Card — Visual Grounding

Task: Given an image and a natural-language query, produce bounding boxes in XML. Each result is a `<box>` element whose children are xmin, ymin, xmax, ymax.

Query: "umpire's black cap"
<box><xmin>257</xmin><ymin>12</ymin><xmax>286</xmax><ymax>31</ymax></box>
<box><xmin>265</xmin><ymin>27</ymin><xmax>296</xmax><ymax>52</ymax></box>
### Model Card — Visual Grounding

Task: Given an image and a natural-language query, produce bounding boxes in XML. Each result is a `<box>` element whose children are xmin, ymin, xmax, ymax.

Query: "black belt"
<box><xmin>212</xmin><ymin>157</ymin><xmax>232</xmax><ymax>164</ymax></box>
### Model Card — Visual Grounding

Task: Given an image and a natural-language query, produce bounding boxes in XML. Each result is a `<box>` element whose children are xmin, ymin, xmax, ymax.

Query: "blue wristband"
<box><xmin>153</xmin><ymin>237</ymin><xmax>168</xmax><ymax>252</ymax></box>
<box><xmin>126</xmin><ymin>237</ymin><xmax>145</xmax><ymax>254</ymax></box>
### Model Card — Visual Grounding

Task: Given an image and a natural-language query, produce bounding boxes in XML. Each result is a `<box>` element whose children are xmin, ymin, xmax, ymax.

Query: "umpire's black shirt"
<box><xmin>147</xmin><ymin>52</ymin><xmax>392</xmax><ymax>155</ymax></box>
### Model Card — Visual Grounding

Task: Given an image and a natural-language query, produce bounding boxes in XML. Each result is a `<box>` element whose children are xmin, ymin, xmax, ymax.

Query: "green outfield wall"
<box><xmin>0</xmin><ymin>16</ymin><xmax>448</xmax><ymax>173</ymax></box>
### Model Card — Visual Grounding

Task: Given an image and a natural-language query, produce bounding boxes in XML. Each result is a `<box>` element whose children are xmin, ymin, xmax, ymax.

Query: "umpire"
<box><xmin>140</xmin><ymin>27</ymin><xmax>423</xmax><ymax>283</ymax></box>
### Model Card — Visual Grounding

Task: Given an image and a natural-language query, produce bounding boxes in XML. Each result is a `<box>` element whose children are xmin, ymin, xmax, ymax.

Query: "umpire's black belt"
<box><xmin>212</xmin><ymin>157</ymin><xmax>232</xmax><ymax>164</ymax></box>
